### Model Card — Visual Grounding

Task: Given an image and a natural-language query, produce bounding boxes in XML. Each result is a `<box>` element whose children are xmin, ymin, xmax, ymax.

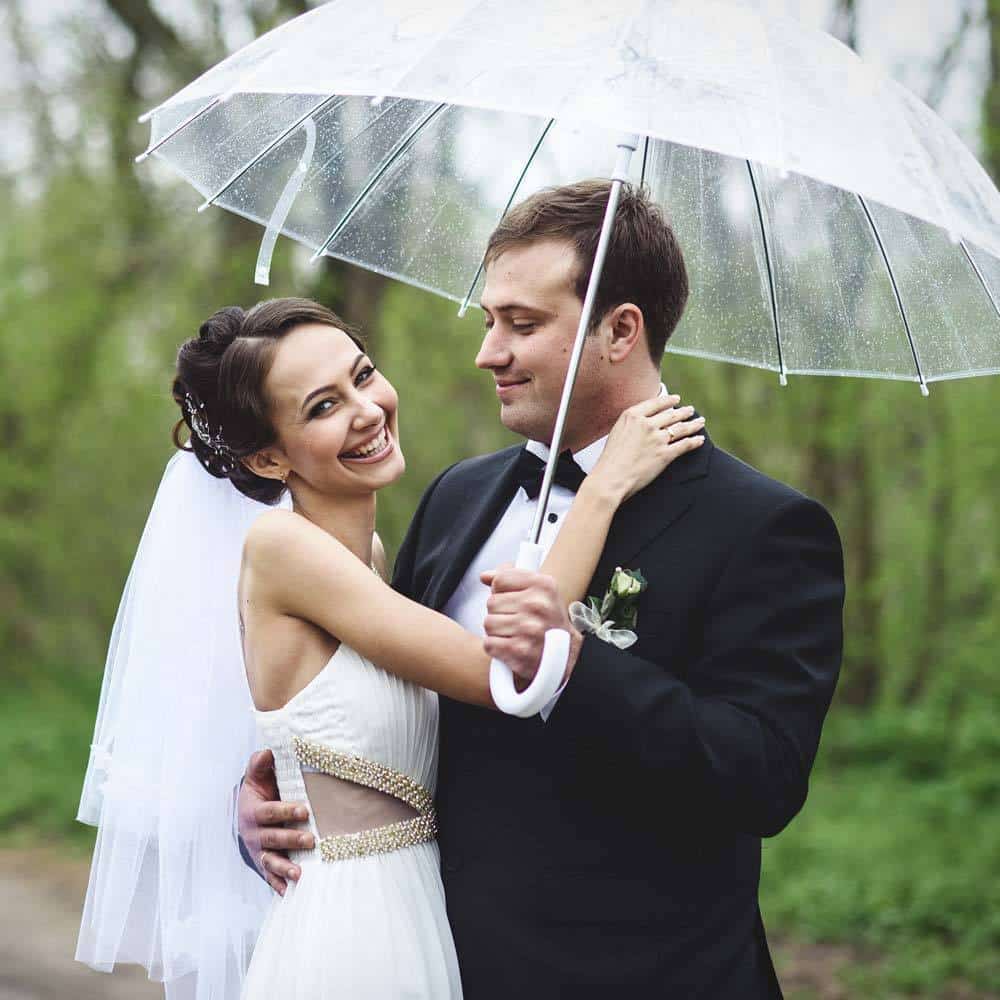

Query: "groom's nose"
<box><xmin>475</xmin><ymin>326</ymin><xmax>513</xmax><ymax>370</ymax></box>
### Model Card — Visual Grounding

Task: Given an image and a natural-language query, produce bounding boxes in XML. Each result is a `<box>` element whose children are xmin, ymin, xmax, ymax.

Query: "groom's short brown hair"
<box><xmin>484</xmin><ymin>180</ymin><xmax>688</xmax><ymax>363</ymax></box>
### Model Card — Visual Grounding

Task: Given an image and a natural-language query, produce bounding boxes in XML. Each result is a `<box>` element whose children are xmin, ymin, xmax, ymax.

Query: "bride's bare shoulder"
<box><xmin>243</xmin><ymin>508</ymin><xmax>339</xmax><ymax>569</ymax></box>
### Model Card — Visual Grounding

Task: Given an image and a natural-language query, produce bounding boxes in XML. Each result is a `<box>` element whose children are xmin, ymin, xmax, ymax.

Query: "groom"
<box><xmin>240</xmin><ymin>180</ymin><xmax>845</xmax><ymax>997</ymax></box>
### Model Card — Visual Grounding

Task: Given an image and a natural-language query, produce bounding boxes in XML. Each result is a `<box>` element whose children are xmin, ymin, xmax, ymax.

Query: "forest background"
<box><xmin>2</xmin><ymin>1</ymin><xmax>998</xmax><ymax>997</ymax></box>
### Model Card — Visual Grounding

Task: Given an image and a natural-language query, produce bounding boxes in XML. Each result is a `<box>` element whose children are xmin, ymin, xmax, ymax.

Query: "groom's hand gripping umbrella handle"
<box><xmin>488</xmin><ymin>541</ymin><xmax>570</xmax><ymax>718</ymax></box>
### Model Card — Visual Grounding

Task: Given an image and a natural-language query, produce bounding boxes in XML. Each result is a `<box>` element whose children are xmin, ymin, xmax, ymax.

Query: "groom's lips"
<box><xmin>495</xmin><ymin>378</ymin><xmax>529</xmax><ymax>400</ymax></box>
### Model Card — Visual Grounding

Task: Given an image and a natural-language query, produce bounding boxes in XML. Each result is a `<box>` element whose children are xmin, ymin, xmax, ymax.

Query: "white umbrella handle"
<box><xmin>489</xmin><ymin>541</ymin><xmax>570</xmax><ymax>718</ymax></box>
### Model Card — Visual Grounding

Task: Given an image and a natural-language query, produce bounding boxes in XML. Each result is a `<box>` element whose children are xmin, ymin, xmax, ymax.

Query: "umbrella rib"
<box><xmin>136</xmin><ymin>49</ymin><xmax>283</xmax><ymax>163</ymax></box>
<box><xmin>457</xmin><ymin>117</ymin><xmax>555</xmax><ymax>317</ymax></box>
<box><xmin>135</xmin><ymin>96</ymin><xmax>223</xmax><ymax>163</ymax></box>
<box><xmin>310</xmin><ymin>102</ymin><xmax>448</xmax><ymax>263</ymax></box>
<box><xmin>958</xmin><ymin>240</ymin><xmax>1000</xmax><ymax>321</ymax></box>
<box><xmin>640</xmin><ymin>135</ymin><xmax>650</xmax><ymax>188</ymax></box>
<box><xmin>305</xmin><ymin>97</ymin><xmax>408</xmax><ymax>190</ymax></box>
<box><xmin>856</xmin><ymin>194</ymin><xmax>929</xmax><ymax>396</ymax></box>
<box><xmin>198</xmin><ymin>94</ymin><xmax>345</xmax><ymax>213</ymax></box>
<box><xmin>745</xmin><ymin>160</ymin><xmax>787</xmax><ymax>385</ymax></box>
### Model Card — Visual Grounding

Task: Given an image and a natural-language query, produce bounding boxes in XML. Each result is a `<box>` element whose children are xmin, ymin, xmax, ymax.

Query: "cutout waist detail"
<box><xmin>292</xmin><ymin>735</ymin><xmax>437</xmax><ymax>862</ymax></box>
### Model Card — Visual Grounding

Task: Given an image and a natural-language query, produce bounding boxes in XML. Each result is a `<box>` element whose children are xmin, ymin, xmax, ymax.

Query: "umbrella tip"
<box><xmin>457</xmin><ymin>303</ymin><xmax>469</xmax><ymax>318</ymax></box>
<box><xmin>779</xmin><ymin>372</ymin><xmax>788</xmax><ymax>387</ymax></box>
<box><xmin>137</xmin><ymin>108</ymin><xmax>155</xmax><ymax>124</ymax></box>
<box><xmin>920</xmin><ymin>382</ymin><xmax>930</xmax><ymax>397</ymax></box>
<box><xmin>134</xmin><ymin>151</ymin><xmax>150</xmax><ymax>164</ymax></box>
<box><xmin>196</xmin><ymin>200</ymin><xmax>211</xmax><ymax>214</ymax></box>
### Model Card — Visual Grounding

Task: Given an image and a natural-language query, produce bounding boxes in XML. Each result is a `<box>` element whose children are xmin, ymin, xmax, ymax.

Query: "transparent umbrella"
<box><xmin>138</xmin><ymin>0</ymin><xmax>1000</xmax><ymax>713</ymax></box>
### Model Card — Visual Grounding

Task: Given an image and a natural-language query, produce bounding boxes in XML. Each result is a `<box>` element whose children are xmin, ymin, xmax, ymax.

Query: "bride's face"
<box><xmin>262</xmin><ymin>323</ymin><xmax>404</xmax><ymax>495</ymax></box>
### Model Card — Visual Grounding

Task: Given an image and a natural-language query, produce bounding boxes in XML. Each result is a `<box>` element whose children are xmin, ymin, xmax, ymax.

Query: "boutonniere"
<box><xmin>569</xmin><ymin>567</ymin><xmax>648</xmax><ymax>649</ymax></box>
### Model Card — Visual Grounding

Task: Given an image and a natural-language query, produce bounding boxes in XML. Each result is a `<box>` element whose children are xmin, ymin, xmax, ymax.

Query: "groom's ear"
<box><xmin>244</xmin><ymin>448</ymin><xmax>289</xmax><ymax>484</ymax></box>
<box><xmin>605</xmin><ymin>303</ymin><xmax>645</xmax><ymax>364</ymax></box>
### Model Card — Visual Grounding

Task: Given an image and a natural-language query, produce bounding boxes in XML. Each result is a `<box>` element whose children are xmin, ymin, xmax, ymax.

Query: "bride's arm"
<box><xmin>246</xmin><ymin>396</ymin><xmax>704</xmax><ymax>707</ymax></box>
<box><xmin>539</xmin><ymin>396</ymin><xmax>703</xmax><ymax>608</ymax></box>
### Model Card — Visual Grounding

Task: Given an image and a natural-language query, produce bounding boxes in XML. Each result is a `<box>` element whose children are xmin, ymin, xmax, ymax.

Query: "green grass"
<box><xmin>762</xmin><ymin>705</ymin><xmax>1000</xmax><ymax>996</ymax></box>
<box><xmin>3</xmin><ymin>675</ymin><xmax>997</xmax><ymax>994</ymax></box>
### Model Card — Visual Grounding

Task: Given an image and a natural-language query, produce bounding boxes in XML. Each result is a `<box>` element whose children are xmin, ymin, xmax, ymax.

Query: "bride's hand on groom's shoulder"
<box><xmin>238</xmin><ymin>749</ymin><xmax>315</xmax><ymax>895</ymax></box>
<box><xmin>588</xmin><ymin>394</ymin><xmax>705</xmax><ymax>503</ymax></box>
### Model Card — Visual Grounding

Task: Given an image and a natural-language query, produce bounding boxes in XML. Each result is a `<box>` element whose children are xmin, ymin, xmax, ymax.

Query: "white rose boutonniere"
<box><xmin>569</xmin><ymin>567</ymin><xmax>648</xmax><ymax>649</ymax></box>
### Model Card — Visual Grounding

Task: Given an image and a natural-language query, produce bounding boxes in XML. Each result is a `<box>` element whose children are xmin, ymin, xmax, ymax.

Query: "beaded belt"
<box><xmin>292</xmin><ymin>735</ymin><xmax>437</xmax><ymax>862</ymax></box>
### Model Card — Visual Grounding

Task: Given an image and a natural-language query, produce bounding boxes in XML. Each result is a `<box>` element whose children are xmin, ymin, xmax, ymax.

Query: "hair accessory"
<box><xmin>183</xmin><ymin>391</ymin><xmax>237</xmax><ymax>473</ymax></box>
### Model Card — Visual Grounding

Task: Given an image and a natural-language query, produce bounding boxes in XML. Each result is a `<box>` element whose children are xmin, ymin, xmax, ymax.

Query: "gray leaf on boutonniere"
<box><xmin>570</xmin><ymin>567</ymin><xmax>648</xmax><ymax>649</ymax></box>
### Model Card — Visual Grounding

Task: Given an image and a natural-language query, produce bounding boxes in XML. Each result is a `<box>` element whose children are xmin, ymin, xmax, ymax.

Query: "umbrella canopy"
<box><xmin>139</xmin><ymin>0</ymin><xmax>1000</xmax><ymax>391</ymax></box>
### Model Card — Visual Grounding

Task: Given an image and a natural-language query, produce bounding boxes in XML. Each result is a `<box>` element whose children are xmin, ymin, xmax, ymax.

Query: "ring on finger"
<box><xmin>259</xmin><ymin>850</ymin><xmax>268</xmax><ymax>872</ymax></box>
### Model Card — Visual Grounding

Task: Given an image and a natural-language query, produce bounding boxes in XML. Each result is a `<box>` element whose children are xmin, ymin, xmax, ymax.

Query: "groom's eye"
<box><xmin>512</xmin><ymin>322</ymin><xmax>535</xmax><ymax>332</ymax></box>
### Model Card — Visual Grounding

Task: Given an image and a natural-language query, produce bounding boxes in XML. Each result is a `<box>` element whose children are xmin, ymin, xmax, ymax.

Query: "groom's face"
<box><xmin>477</xmin><ymin>238</ymin><xmax>609</xmax><ymax>447</ymax></box>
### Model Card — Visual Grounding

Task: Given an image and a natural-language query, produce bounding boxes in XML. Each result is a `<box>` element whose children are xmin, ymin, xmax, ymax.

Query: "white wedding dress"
<box><xmin>241</xmin><ymin>642</ymin><xmax>463</xmax><ymax>999</ymax></box>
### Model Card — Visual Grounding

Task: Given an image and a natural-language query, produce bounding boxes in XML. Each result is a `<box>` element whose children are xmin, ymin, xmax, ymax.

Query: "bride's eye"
<box><xmin>309</xmin><ymin>399</ymin><xmax>335</xmax><ymax>419</ymax></box>
<box><xmin>355</xmin><ymin>364</ymin><xmax>377</xmax><ymax>386</ymax></box>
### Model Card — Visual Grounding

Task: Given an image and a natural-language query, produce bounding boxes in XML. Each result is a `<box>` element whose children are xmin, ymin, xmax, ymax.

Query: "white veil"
<box><xmin>76</xmin><ymin>449</ymin><xmax>290</xmax><ymax>999</ymax></box>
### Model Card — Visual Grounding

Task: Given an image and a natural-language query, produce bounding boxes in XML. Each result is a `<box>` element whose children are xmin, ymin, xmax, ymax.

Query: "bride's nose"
<box><xmin>352</xmin><ymin>399</ymin><xmax>384</xmax><ymax>430</ymax></box>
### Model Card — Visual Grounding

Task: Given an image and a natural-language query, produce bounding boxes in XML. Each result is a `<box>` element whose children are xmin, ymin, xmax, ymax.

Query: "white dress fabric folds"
<box><xmin>242</xmin><ymin>643</ymin><xmax>462</xmax><ymax>999</ymax></box>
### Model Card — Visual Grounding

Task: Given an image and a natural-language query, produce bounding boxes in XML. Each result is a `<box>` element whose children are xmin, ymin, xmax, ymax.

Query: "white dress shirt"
<box><xmin>442</xmin><ymin>385</ymin><xmax>667</xmax><ymax>720</ymax></box>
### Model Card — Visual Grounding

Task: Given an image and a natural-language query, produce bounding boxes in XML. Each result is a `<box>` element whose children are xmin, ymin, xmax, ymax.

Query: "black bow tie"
<box><xmin>513</xmin><ymin>448</ymin><xmax>587</xmax><ymax>500</ymax></box>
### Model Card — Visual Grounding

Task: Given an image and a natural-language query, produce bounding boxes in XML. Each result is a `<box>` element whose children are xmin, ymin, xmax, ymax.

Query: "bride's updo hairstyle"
<box><xmin>172</xmin><ymin>297</ymin><xmax>363</xmax><ymax>504</ymax></box>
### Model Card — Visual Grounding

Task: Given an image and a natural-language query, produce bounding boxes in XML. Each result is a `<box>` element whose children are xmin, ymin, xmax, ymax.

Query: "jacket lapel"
<box><xmin>424</xmin><ymin>445</ymin><xmax>524</xmax><ymax>612</ymax></box>
<box><xmin>589</xmin><ymin>433</ymin><xmax>715</xmax><ymax>595</ymax></box>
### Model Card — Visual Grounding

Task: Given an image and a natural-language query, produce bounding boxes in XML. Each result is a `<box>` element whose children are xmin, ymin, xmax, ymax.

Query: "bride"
<box><xmin>76</xmin><ymin>296</ymin><xmax>704</xmax><ymax>999</ymax></box>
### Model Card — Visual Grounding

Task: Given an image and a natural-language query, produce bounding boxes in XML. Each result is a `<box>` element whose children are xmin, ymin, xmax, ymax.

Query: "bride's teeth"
<box><xmin>346</xmin><ymin>428</ymin><xmax>388</xmax><ymax>458</ymax></box>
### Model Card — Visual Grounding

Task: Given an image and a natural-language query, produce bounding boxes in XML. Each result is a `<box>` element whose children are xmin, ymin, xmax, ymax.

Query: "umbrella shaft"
<box><xmin>530</xmin><ymin>137</ymin><xmax>637</xmax><ymax>543</ymax></box>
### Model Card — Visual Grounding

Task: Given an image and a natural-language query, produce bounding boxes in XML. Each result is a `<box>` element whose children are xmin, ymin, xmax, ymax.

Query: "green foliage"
<box><xmin>762</xmin><ymin>701</ymin><xmax>1000</xmax><ymax>995</ymax></box>
<box><xmin>0</xmin><ymin>670</ymin><xmax>101</xmax><ymax>848</ymax></box>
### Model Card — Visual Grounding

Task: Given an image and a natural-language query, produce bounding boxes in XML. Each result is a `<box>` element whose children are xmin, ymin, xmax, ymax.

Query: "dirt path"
<box><xmin>0</xmin><ymin>850</ymin><xmax>159</xmax><ymax>1000</ymax></box>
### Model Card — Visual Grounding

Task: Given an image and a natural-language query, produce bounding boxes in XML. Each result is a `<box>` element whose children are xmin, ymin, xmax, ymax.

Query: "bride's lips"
<box><xmin>340</xmin><ymin>424</ymin><xmax>395</xmax><ymax>464</ymax></box>
<box><xmin>495</xmin><ymin>378</ymin><xmax>529</xmax><ymax>400</ymax></box>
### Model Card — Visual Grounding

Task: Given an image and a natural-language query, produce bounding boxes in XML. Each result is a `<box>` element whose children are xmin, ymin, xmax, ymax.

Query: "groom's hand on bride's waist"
<box><xmin>481</xmin><ymin>567</ymin><xmax>583</xmax><ymax>686</ymax></box>
<box><xmin>238</xmin><ymin>748</ymin><xmax>315</xmax><ymax>895</ymax></box>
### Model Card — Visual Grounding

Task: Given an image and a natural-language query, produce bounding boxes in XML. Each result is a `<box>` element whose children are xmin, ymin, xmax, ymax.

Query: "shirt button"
<box><xmin>547</xmin><ymin>512</ymin><xmax>558</xmax><ymax>523</ymax></box>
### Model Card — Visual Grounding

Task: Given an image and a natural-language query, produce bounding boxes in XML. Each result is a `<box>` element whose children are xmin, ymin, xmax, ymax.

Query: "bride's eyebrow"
<box><xmin>299</xmin><ymin>353</ymin><xmax>367</xmax><ymax>413</ymax></box>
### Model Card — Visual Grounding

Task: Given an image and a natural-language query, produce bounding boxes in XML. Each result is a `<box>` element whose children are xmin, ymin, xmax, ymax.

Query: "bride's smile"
<box><xmin>340</xmin><ymin>423</ymin><xmax>395</xmax><ymax>463</ymax></box>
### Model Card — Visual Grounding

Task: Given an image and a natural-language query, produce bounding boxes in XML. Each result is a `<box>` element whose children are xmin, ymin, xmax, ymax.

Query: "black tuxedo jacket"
<box><xmin>392</xmin><ymin>434</ymin><xmax>845</xmax><ymax>999</ymax></box>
